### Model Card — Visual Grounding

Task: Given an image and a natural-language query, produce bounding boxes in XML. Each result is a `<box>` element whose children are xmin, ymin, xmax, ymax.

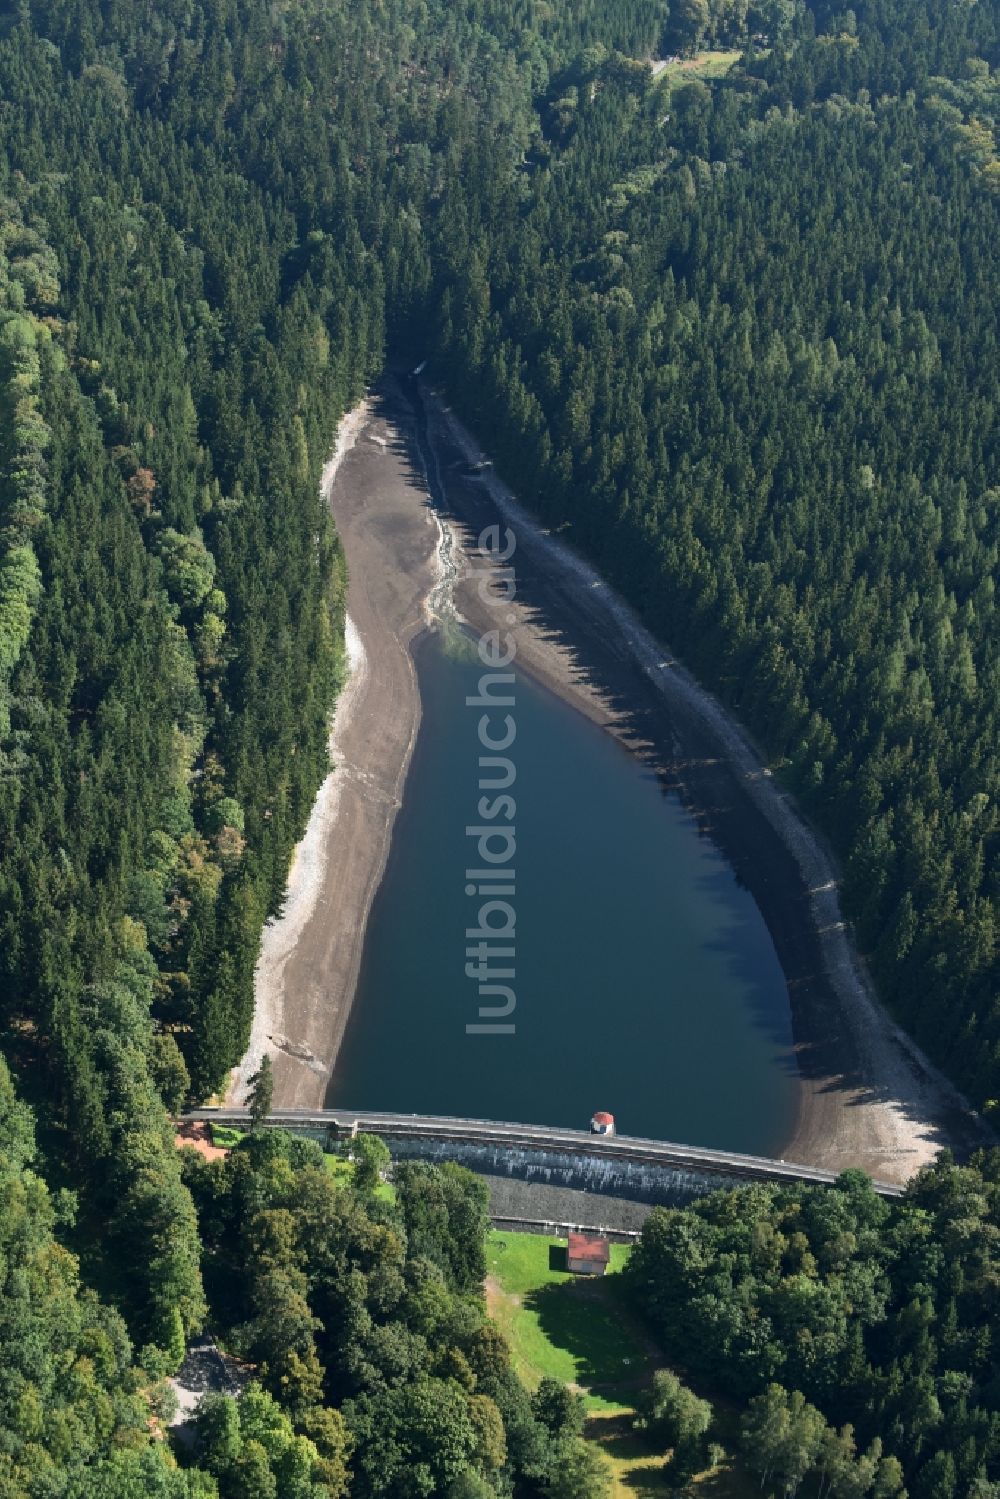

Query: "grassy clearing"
<box><xmin>323</xmin><ymin>1151</ymin><xmax>396</xmax><ymax>1202</ymax></box>
<box><xmin>487</xmin><ymin>1230</ymin><xmax>631</xmax><ymax>1296</ymax></box>
<box><xmin>322</xmin><ymin>1154</ymin><xmax>355</xmax><ymax>1184</ymax></box>
<box><xmin>588</xmin><ymin>1410</ymin><xmax>757</xmax><ymax>1498</ymax></box>
<box><xmin>485</xmin><ymin>1231</ymin><xmax>649</xmax><ymax>1413</ymax></box>
<box><xmin>486</xmin><ymin>1232</ymin><xmax>756</xmax><ymax>1496</ymax></box>
<box><xmin>586</xmin><ymin>1413</ymin><xmax>672</xmax><ymax>1497</ymax></box>
<box><xmin>654</xmin><ymin>49</ymin><xmax>744</xmax><ymax>87</ymax></box>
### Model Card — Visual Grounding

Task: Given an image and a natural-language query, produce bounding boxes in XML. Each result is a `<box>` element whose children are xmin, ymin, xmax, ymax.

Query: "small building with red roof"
<box><xmin>590</xmin><ymin>1111</ymin><xmax>615</xmax><ymax>1135</ymax></box>
<box><xmin>567</xmin><ymin>1233</ymin><xmax>611</xmax><ymax>1276</ymax></box>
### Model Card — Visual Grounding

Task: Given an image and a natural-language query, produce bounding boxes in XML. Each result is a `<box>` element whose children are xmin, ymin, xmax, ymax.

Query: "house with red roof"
<box><xmin>566</xmin><ymin>1233</ymin><xmax>611</xmax><ymax>1276</ymax></box>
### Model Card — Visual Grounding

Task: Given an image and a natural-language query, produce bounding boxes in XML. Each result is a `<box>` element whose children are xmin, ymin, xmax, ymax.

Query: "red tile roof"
<box><xmin>567</xmin><ymin>1233</ymin><xmax>611</xmax><ymax>1263</ymax></box>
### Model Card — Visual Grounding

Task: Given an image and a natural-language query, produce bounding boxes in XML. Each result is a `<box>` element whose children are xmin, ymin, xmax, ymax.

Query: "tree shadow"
<box><xmin>525</xmin><ymin>1275</ymin><xmax>652</xmax><ymax>1396</ymax></box>
<box><xmin>587</xmin><ymin>1413</ymin><xmax>673</xmax><ymax>1493</ymax></box>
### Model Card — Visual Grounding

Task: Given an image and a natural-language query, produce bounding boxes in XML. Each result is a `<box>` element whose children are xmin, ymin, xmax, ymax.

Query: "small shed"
<box><xmin>590</xmin><ymin>1111</ymin><xmax>615</xmax><ymax>1136</ymax></box>
<box><xmin>567</xmin><ymin>1233</ymin><xmax>611</xmax><ymax>1277</ymax></box>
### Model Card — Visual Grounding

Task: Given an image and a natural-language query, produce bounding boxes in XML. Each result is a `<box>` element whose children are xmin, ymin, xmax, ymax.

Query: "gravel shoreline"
<box><xmin>229</xmin><ymin>399</ymin><xmax>382</xmax><ymax>1106</ymax></box>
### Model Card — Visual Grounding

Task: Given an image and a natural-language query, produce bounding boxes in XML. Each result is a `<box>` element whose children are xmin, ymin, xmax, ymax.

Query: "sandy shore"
<box><xmin>230</xmin><ymin>394</ymin><xmax>440</xmax><ymax>1106</ymax></box>
<box><xmin>233</xmin><ymin>375</ymin><xmax>980</xmax><ymax>1182</ymax></box>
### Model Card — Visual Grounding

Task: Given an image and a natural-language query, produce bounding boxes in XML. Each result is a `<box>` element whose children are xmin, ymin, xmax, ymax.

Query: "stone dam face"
<box><xmin>186</xmin><ymin>1109</ymin><xmax>904</xmax><ymax>1230</ymax></box>
<box><xmin>382</xmin><ymin>1134</ymin><xmax>747</xmax><ymax>1203</ymax></box>
<box><xmin>300</xmin><ymin>1128</ymin><xmax>747</xmax><ymax>1206</ymax></box>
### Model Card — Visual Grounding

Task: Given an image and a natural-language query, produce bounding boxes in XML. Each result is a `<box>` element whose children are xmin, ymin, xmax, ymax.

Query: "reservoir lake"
<box><xmin>326</xmin><ymin>626</ymin><xmax>798</xmax><ymax>1155</ymax></box>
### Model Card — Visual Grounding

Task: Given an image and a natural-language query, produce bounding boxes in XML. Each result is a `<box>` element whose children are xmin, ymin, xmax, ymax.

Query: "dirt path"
<box><xmin>235</xmin><ymin>373</ymin><xmax>981</xmax><ymax>1182</ymax></box>
<box><xmin>485</xmin><ymin>1275</ymin><xmax>517</xmax><ymax>1320</ymax></box>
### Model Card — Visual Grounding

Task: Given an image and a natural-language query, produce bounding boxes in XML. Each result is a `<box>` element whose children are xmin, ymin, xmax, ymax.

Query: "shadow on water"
<box><xmin>406</xmin><ymin>379</ymin><xmax>975</xmax><ymax>1152</ymax></box>
<box><xmin>694</xmin><ymin>860</ymin><xmax>804</xmax><ymax>1070</ymax></box>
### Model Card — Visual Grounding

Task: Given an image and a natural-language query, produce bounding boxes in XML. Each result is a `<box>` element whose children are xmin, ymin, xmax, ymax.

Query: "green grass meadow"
<box><xmin>654</xmin><ymin>48</ymin><xmax>744</xmax><ymax>86</ymax></box>
<box><xmin>485</xmin><ymin>1231</ymin><xmax>648</xmax><ymax>1412</ymax></box>
<box><xmin>485</xmin><ymin>1230</ymin><xmax>754</xmax><ymax>1498</ymax></box>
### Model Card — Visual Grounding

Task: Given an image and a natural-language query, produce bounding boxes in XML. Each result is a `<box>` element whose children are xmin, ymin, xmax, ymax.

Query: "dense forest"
<box><xmin>626</xmin><ymin>1150</ymin><xmax>1000</xmax><ymax>1499</ymax></box>
<box><xmin>432</xmin><ymin>0</ymin><xmax>1000</xmax><ymax>1110</ymax></box>
<box><xmin>0</xmin><ymin>1059</ymin><xmax>616</xmax><ymax>1495</ymax></box>
<box><xmin>0</xmin><ymin>0</ymin><xmax>999</xmax><ymax>1490</ymax></box>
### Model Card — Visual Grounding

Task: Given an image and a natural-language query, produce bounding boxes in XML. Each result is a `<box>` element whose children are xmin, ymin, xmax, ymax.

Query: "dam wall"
<box><xmin>183</xmin><ymin>1109</ymin><xmax>904</xmax><ymax>1209</ymax></box>
<box><xmin>369</xmin><ymin>1132</ymin><xmax>747</xmax><ymax>1206</ymax></box>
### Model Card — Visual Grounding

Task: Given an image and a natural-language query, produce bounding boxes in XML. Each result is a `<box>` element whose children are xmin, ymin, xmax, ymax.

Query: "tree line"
<box><xmin>626</xmin><ymin>1150</ymin><xmax>1000</xmax><ymax>1497</ymax></box>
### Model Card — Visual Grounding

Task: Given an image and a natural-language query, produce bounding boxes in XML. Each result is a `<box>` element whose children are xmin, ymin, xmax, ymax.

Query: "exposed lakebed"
<box><xmin>326</xmin><ymin>624</ymin><xmax>798</xmax><ymax>1154</ymax></box>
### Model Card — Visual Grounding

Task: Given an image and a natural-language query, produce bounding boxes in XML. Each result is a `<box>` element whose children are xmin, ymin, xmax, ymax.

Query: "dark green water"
<box><xmin>326</xmin><ymin>627</ymin><xmax>797</xmax><ymax>1154</ymax></box>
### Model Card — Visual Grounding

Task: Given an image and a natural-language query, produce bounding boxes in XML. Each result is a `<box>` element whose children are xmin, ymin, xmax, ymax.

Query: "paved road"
<box><xmin>182</xmin><ymin>1108</ymin><xmax>905</xmax><ymax>1198</ymax></box>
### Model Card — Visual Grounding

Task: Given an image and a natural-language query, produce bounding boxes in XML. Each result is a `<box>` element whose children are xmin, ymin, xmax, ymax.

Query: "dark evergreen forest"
<box><xmin>0</xmin><ymin>0</ymin><xmax>998</xmax><ymax>1492</ymax></box>
<box><xmin>433</xmin><ymin>2</ymin><xmax>1000</xmax><ymax>1113</ymax></box>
